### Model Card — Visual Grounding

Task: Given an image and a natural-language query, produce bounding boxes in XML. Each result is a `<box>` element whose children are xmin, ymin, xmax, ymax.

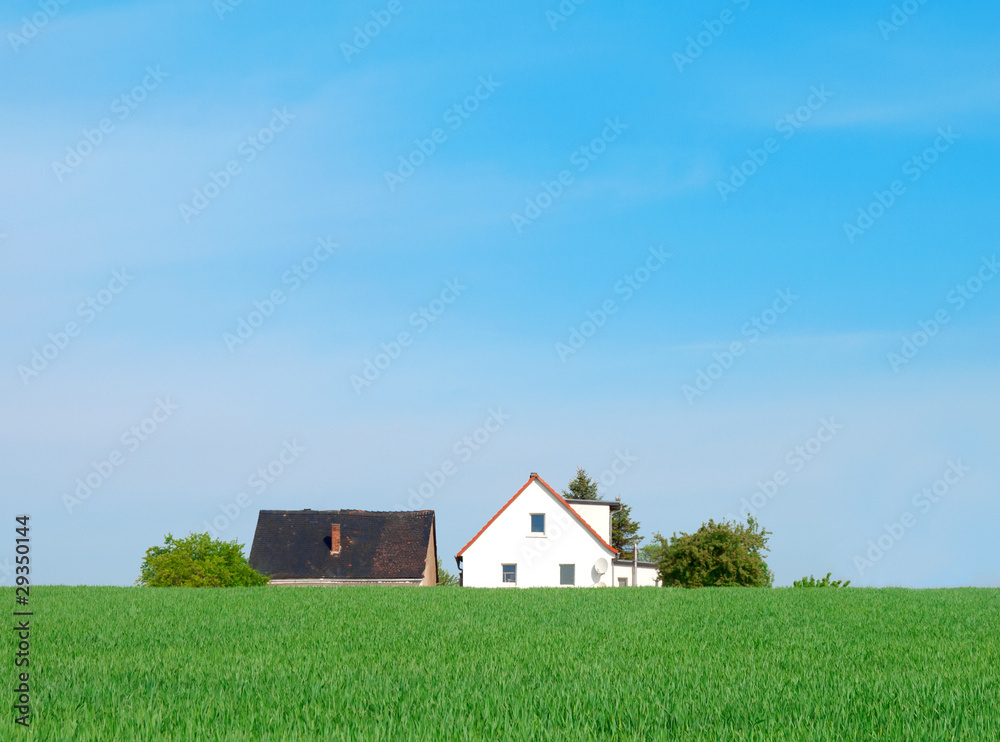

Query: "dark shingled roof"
<box><xmin>249</xmin><ymin>509</ymin><xmax>435</xmax><ymax>581</ymax></box>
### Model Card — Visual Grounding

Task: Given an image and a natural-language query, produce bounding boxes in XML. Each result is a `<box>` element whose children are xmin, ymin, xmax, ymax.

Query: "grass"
<box><xmin>2</xmin><ymin>586</ymin><xmax>998</xmax><ymax>741</ymax></box>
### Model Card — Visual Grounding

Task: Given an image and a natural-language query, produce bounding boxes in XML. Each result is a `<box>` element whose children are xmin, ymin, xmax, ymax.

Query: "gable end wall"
<box><xmin>461</xmin><ymin>480</ymin><xmax>614</xmax><ymax>588</ymax></box>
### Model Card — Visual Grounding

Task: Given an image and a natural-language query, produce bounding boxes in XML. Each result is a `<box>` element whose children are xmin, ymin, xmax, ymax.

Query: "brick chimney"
<box><xmin>330</xmin><ymin>524</ymin><xmax>341</xmax><ymax>555</ymax></box>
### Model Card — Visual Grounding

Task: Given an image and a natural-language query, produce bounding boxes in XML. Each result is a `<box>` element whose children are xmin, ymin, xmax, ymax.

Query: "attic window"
<box><xmin>330</xmin><ymin>524</ymin><xmax>341</xmax><ymax>555</ymax></box>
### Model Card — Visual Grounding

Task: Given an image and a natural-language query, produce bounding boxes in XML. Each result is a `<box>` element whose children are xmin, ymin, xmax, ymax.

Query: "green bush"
<box><xmin>136</xmin><ymin>532</ymin><xmax>268</xmax><ymax>587</ymax></box>
<box><xmin>793</xmin><ymin>572</ymin><xmax>851</xmax><ymax>588</ymax></box>
<box><xmin>655</xmin><ymin>516</ymin><xmax>773</xmax><ymax>588</ymax></box>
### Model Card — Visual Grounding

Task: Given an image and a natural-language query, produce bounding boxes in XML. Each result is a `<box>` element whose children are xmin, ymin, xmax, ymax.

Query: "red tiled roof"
<box><xmin>455</xmin><ymin>474</ymin><xmax>617</xmax><ymax>558</ymax></box>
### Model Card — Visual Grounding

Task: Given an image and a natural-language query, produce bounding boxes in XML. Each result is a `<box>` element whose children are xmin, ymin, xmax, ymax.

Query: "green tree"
<box><xmin>562</xmin><ymin>467</ymin><xmax>599</xmax><ymax>500</ymax></box>
<box><xmin>611</xmin><ymin>495</ymin><xmax>642</xmax><ymax>553</ymax></box>
<box><xmin>564</xmin><ymin>469</ymin><xmax>642</xmax><ymax>554</ymax></box>
<box><xmin>655</xmin><ymin>516</ymin><xmax>773</xmax><ymax>588</ymax></box>
<box><xmin>793</xmin><ymin>572</ymin><xmax>850</xmax><ymax>588</ymax></box>
<box><xmin>639</xmin><ymin>533</ymin><xmax>666</xmax><ymax>564</ymax></box>
<box><xmin>136</xmin><ymin>532</ymin><xmax>268</xmax><ymax>587</ymax></box>
<box><xmin>436</xmin><ymin>558</ymin><xmax>458</xmax><ymax>586</ymax></box>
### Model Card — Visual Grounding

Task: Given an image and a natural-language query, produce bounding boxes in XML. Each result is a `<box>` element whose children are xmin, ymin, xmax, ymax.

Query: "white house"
<box><xmin>455</xmin><ymin>473</ymin><xmax>659</xmax><ymax>588</ymax></box>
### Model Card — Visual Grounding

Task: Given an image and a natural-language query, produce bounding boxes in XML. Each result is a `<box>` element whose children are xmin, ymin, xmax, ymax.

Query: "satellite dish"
<box><xmin>594</xmin><ymin>557</ymin><xmax>609</xmax><ymax>575</ymax></box>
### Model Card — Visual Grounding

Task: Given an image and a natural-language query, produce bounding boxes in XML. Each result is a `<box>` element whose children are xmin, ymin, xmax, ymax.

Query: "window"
<box><xmin>502</xmin><ymin>564</ymin><xmax>517</xmax><ymax>584</ymax></box>
<box><xmin>618</xmin><ymin>577</ymin><xmax>628</xmax><ymax>587</ymax></box>
<box><xmin>530</xmin><ymin>513</ymin><xmax>545</xmax><ymax>534</ymax></box>
<box><xmin>560</xmin><ymin>564</ymin><xmax>575</xmax><ymax>586</ymax></box>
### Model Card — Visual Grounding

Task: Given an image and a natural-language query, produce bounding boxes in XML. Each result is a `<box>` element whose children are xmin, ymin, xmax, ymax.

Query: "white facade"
<box><xmin>457</xmin><ymin>474</ymin><xmax>624</xmax><ymax>588</ymax></box>
<box><xmin>611</xmin><ymin>560</ymin><xmax>660</xmax><ymax>587</ymax></box>
<box><xmin>568</xmin><ymin>501</ymin><xmax>613</xmax><ymax>544</ymax></box>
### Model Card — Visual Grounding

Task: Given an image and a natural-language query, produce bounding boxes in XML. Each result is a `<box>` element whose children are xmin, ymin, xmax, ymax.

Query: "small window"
<box><xmin>502</xmin><ymin>564</ymin><xmax>517</xmax><ymax>584</ymax></box>
<box><xmin>618</xmin><ymin>577</ymin><xmax>628</xmax><ymax>587</ymax></box>
<box><xmin>560</xmin><ymin>564</ymin><xmax>575</xmax><ymax>586</ymax></box>
<box><xmin>530</xmin><ymin>513</ymin><xmax>545</xmax><ymax>534</ymax></box>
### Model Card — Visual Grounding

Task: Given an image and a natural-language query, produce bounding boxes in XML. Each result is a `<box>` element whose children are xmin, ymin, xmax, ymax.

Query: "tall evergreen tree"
<box><xmin>611</xmin><ymin>495</ymin><xmax>642</xmax><ymax>553</ymax></box>
<box><xmin>563</xmin><ymin>469</ymin><xmax>642</xmax><ymax>553</ymax></box>
<box><xmin>562</xmin><ymin>467</ymin><xmax>600</xmax><ymax>500</ymax></box>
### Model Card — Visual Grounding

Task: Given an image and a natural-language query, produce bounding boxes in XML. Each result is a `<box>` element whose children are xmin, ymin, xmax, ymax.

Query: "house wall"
<box><xmin>421</xmin><ymin>522</ymin><xmax>437</xmax><ymax>586</ymax></box>
<box><xmin>567</xmin><ymin>502</ymin><xmax>613</xmax><ymax>545</ymax></box>
<box><xmin>611</xmin><ymin>561</ymin><xmax>660</xmax><ymax>587</ymax></box>
<box><xmin>460</xmin><ymin>480</ymin><xmax>616</xmax><ymax>588</ymax></box>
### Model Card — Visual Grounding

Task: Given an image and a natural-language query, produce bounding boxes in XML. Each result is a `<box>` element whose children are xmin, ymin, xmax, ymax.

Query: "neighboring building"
<box><xmin>455</xmin><ymin>473</ymin><xmax>659</xmax><ymax>587</ymax></box>
<box><xmin>249</xmin><ymin>509</ymin><xmax>437</xmax><ymax>586</ymax></box>
<box><xmin>611</xmin><ymin>552</ymin><xmax>661</xmax><ymax>587</ymax></box>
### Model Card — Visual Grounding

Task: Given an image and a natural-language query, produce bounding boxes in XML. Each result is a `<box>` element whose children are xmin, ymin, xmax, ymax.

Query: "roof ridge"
<box><xmin>259</xmin><ymin>509</ymin><xmax>434</xmax><ymax>515</ymax></box>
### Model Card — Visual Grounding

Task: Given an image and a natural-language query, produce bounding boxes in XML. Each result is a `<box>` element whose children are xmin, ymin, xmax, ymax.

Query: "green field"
<box><xmin>2</xmin><ymin>586</ymin><xmax>998</xmax><ymax>741</ymax></box>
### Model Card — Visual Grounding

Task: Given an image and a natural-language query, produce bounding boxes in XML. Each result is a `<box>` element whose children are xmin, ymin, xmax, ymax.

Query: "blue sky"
<box><xmin>2</xmin><ymin>0</ymin><xmax>998</xmax><ymax>588</ymax></box>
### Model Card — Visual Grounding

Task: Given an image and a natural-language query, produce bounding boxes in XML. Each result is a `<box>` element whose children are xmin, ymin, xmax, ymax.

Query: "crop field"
<box><xmin>2</xmin><ymin>586</ymin><xmax>998</xmax><ymax>741</ymax></box>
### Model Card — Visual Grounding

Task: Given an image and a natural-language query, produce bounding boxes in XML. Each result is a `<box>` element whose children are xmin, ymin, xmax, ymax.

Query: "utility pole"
<box><xmin>632</xmin><ymin>538</ymin><xmax>638</xmax><ymax>587</ymax></box>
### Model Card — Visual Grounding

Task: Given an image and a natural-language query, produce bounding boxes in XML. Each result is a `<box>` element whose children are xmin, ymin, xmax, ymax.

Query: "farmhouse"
<box><xmin>456</xmin><ymin>473</ymin><xmax>659</xmax><ymax>587</ymax></box>
<box><xmin>249</xmin><ymin>509</ymin><xmax>438</xmax><ymax>586</ymax></box>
